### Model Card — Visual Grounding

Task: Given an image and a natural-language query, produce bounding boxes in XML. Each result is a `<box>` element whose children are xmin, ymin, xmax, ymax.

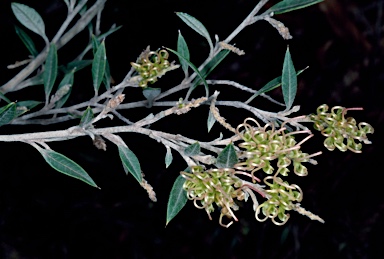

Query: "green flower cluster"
<box><xmin>309</xmin><ymin>104</ymin><xmax>374</xmax><ymax>153</ymax></box>
<box><xmin>235</xmin><ymin>118</ymin><xmax>313</xmax><ymax>178</ymax></box>
<box><xmin>181</xmin><ymin>166</ymin><xmax>245</xmax><ymax>227</ymax></box>
<box><xmin>131</xmin><ymin>49</ymin><xmax>170</xmax><ymax>87</ymax></box>
<box><xmin>256</xmin><ymin>176</ymin><xmax>302</xmax><ymax>225</ymax></box>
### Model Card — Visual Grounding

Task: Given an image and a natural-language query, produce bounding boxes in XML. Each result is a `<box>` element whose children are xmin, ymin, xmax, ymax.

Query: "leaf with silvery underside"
<box><xmin>268</xmin><ymin>0</ymin><xmax>323</xmax><ymax>15</ymax></box>
<box><xmin>165</xmin><ymin>146</ymin><xmax>173</xmax><ymax>168</ymax></box>
<box><xmin>216</xmin><ymin>144</ymin><xmax>238</xmax><ymax>168</ymax></box>
<box><xmin>11</xmin><ymin>3</ymin><xmax>47</xmax><ymax>41</ymax></box>
<box><xmin>118</xmin><ymin>145</ymin><xmax>142</xmax><ymax>183</ymax></box>
<box><xmin>43</xmin><ymin>43</ymin><xmax>58</xmax><ymax>102</ymax></box>
<box><xmin>207</xmin><ymin>110</ymin><xmax>216</xmax><ymax>132</ymax></box>
<box><xmin>15</xmin><ymin>25</ymin><xmax>38</xmax><ymax>57</ymax></box>
<box><xmin>55</xmin><ymin>71</ymin><xmax>74</xmax><ymax>109</ymax></box>
<box><xmin>176</xmin><ymin>12</ymin><xmax>213</xmax><ymax>52</ymax></box>
<box><xmin>0</xmin><ymin>103</ymin><xmax>17</xmax><ymax>127</ymax></box>
<box><xmin>177</xmin><ymin>31</ymin><xmax>190</xmax><ymax>76</ymax></box>
<box><xmin>282</xmin><ymin>47</ymin><xmax>297</xmax><ymax>110</ymax></box>
<box><xmin>143</xmin><ymin>87</ymin><xmax>161</xmax><ymax>108</ymax></box>
<box><xmin>166</xmin><ymin>175</ymin><xmax>187</xmax><ymax>226</ymax></box>
<box><xmin>34</xmin><ymin>146</ymin><xmax>99</xmax><ymax>188</ymax></box>
<box><xmin>184</xmin><ymin>142</ymin><xmax>200</xmax><ymax>156</ymax></box>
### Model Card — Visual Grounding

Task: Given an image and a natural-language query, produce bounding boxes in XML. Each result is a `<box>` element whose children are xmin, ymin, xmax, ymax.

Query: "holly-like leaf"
<box><xmin>282</xmin><ymin>47</ymin><xmax>297</xmax><ymax>110</ymax></box>
<box><xmin>118</xmin><ymin>145</ymin><xmax>142</xmax><ymax>183</ymax></box>
<box><xmin>11</xmin><ymin>3</ymin><xmax>47</xmax><ymax>41</ymax></box>
<box><xmin>0</xmin><ymin>103</ymin><xmax>17</xmax><ymax>127</ymax></box>
<box><xmin>15</xmin><ymin>25</ymin><xmax>38</xmax><ymax>57</ymax></box>
<box><xmin>35</xmin><ymin>146</ymin><xmax>99</xmax><ymax>188</ymax></box>
<box><xmin>177</xmin><ymin>31</ymin><xmax>190</xmax><ymax>76</ymax></box>
<box><xmin>184</xmin><ymin>142</ymin><xmax>200</xmax><ymax>156</ymax></box>
<box><xmin>216</xmin><ymin>144</ymin><xmax>238</xmax><ymax>168</ymax></box>
<box><xmin>43</xmin><ymin>43</ymin><xmax>58</xmax><ymax>101</ymax></box>
<box><xmin>268</xmin><ymin>0</ymin><xmax>323</xmax><ymax>15</ymax></box>
<box><xmin>79</xmin><ymin>106</ymin><xmax>94</xmax><ymax>126</ymax></box>
<box><xmin>176</xmin><ymin>12</ymin><xmax>213</xmax><ymax>52</ymax></box>
<box><xmin>165</xmin><ymin>146</ymin><xmax>173</xmax><ymax>168</ymax></box>
<box><xmin>166</xmin><ymin>175</ymin><xmax>187</xmax><ymax>226</ymax></box>
<box><xmin>92</xmin><ymin>40</ymin><xmax>106</xmax><ymax>94</ymax></box>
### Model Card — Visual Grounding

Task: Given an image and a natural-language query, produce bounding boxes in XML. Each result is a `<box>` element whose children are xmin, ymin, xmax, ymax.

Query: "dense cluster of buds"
<box><xmin>130</xmin><ymin>48</ymin><xmax>171</xmax><ymax>87</ymax></box>
<box><xmin>181</xmin><ymin>166</ymin><xmax>246</xmax><ymax>227</ymax></box>
<box><xmin>309</xmin><ymin>104</ymin><xmax>374</xmax><ymax>153</ymax></box>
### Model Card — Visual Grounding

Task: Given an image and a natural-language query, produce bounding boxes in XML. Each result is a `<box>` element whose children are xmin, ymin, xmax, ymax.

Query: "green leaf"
<box><xmin>43</xmin><ymin>43</ymin><xmax>58</xmax><ymax>101</ymax></box>
<box><xmin>268</xmin><ymin>0</ymin><xmax>323</xmax><ymax>15</ymax></box>
<box><xmin>103</xmin><ymin>60</ymin><xmax>111</xmax><ymax>90</ymax></box>
<box><xmin>15</xmin><ymin>100</ymin><xmax>42</xmax><ymax>116</ymax></box>
<box><xmin>184</xmin><ymin>142</ymin><xmax>200</xmax><ymax>156</ymax></box>
<box><xmin>245</xmin><ymin>67</ymin><xmax>307</xmax><ymax>104</ymax></box>
<box><xmin>15</xmin><ymin>25</ymin><xmax>38</xmax><ymax>57</ymax></box>
<box><xmin>166</xmin><ymin>175</ymin><xmax>187</xmax><ymax>226</ymax></box>
<box><xmin>92</xmin><ymin>41</ymin><xmax>106</xmax><ymax>94</ymax></box>
<box><xmin>91</xmin><ymin>34</ymin><xmax>100</xmax><ymax>55</ymax></box>
<box><xmin>143</xmin><ymin>87</ymin><xmax>161</xmax><ymax>108</ymax></box>
<box><xmin>165</xmin><ymin>146</ymin><xmax>173</xmax><ymax>168</ymax></box>
<box><xmin>176</xmin><ymin>12</ymin><xmax>213</xmax><ymax>52</ymax></box>
<box><xmin>0</xmin><ymin>92</ymin><xmax>11</xmax><ymax>104</ymax></box>
<box><xmin>35</xmin><ymin>146</ymin><xmax>99</xmax><ymax>188</ymax></box>
<box><xmin>79</xmin><ymin>106</ymin><xmax>94</xmax><ymax>126</ymax></box>
<box><xmin>207</xmin><ymin>110</ymin><xmax>216</xmax><ymax>132</ymax></box>
<box><xmin>96</xmin><ymin>25</ymin><xmax>122</xmax><ymax>41</ymax></box>
<box><xmin>191</xmin><ymin>49</ymin><xmax>231</xmax><ymax>90</ymax></box>
<box><xmin>11</xmin><ymin>3</ymin><xmax>47</xmax><ymax>40</ymax></box>
<box><xmin>166</xmin><ymin>47</ymin><xmax>209</xmax><ymax>98</ymax></box>
<box><xmin>177</xmin><ymin>31</ymin><xmax>190</xmax><ymax>76</ymax></box>
<box><xmin>55</xmin><ymin>71</ymin><xmax>74</xmax><ymax>108</ymax></box>
<box><xmin>216</xmin><ymin>144</ymin><xmax>238</xmax><ymax>168</ymax></box>
<box><xmin>61</xmin><ymin>60</ymin><xmax>92</xmax><ymax>73</ymax></box>
<box><xmin>0</xmin><ymin>103</ymin><xmax>17</xmax><ymax>127</ymax></box>
<box><xmin>118</xmin><ymin>145</ymin><xmax>142</xmax><ymax>183</ymax></box>
<box><xmin>282</xmin><ymin>47</ymin><xmax>297</xmax><ymax>110</ymax></box>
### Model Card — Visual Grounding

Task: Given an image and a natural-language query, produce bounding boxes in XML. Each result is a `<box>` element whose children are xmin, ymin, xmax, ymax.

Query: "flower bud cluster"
<box><xmin>131</xmin><ymin>49</ymin><xmax>170</xmax><ymax>87</ymax></box>
<box><xmin>181</xmin><ymin>166</ymin><xmax>245</xmax><ymax>227</ymax></box>
<box><xmin>309</xmin><ymin>104</ymin><xmax>374</xmax><ymax>153</ymax></box>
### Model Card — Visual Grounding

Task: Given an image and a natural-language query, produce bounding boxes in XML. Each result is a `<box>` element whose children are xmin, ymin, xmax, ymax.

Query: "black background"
<box><xmin>0</xmin><ymin>0</ymin><xmax>383</xmax><ymax>258</ymax></box>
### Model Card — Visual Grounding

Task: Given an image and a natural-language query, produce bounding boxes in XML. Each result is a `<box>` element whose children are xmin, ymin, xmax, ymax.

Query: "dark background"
<box><xmin>1</xmin><ymin>0</ymin><xmax>383</xmax><ymax>258</ymax></box>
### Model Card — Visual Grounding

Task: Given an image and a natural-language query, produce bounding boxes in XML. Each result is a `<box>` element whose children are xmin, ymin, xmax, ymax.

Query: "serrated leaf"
<box><xmin>34</xmin><ymin>146</ymin><xmax>98</xmax><ymax>188</ymax></box>
<box><xmin>0</xmin><ymin>92</ymin><xmax>11</xmax><ymax>104</ymax></box>
<box><xmin>166</xmin><ymin>48</ymin><xmax>209</xmax><ymax>98</ymax></box>
<box><xmin>92</xmin><ymin>41</ymin><xmax>106</xmax><ymax>94</ymax></box>
<box><xmin>177</xmin><ymin>31</ymin><xmax>190</xmax><ymax>76</ymax></box>
<box><xmin>176</xmin><ymin>12</ymin><xmax>213</xmax><ymax>52</ymax></box>
<box><xmin>191</xmin><ymin>49</ymin><xmax>230</xmax><ymax>89</ymax></box>
<box><xmin>143</xmin><ymin>87</ymin><xmax>161</xmax><ymax>108</ymax></box>
<box><xmin>55</xmin><ymin>71</ymin><xmax>74</xmax><ymax>108</ymax></box>
<box><xmin>79</xmin><ymin>106</ymin><xmax>94</xmax><ymax>126</ymax></box>
<box><xmin>11</xmin><ymin>3</ymin><xmax>47</xmax><ymax>40</ymax></box>
<box><xmin>118</xmin><ymin>145</ymin><xmax>142</xmax><ymax>183</ymax></box>
<box><xmin>216</xmin><ymin>144</ymin><xmax>238</xmax><ymax>168</ymax></box>
<box><xmin>43</xmin><ymin>43</ymin><xmax>58</xmax><ymax>101</ymax></box>
<box><xmin>166</xmin><ymin>175</ymin><xmax>187</xmax><ymax>226</ymax></box>
<box><xmin>246</xmin><ymin>67</ymin><xmax>307</xmax><ymax>104</ymax></box>
<box><xmin>184</xmin><ymin>142</ymin><xmax>200</xmax><ymax>156</ymax></box>
<box><xmin>282</xmin><ymin>47</ymin><xmax>297</xmax><ymax>110</ymax></box>
<box><xmin>268</xmin><ymin>0</ymin><xmax>323</xmax><ymax>15</ymax></box>
<box><xmin>165</xmin><ymin>146</ymin><xmax>173</xmax><ymax>168</ymax></box>
<box><xmin>0</xmin><ymin>103</ymin><xmax>17</xmax><ymax>127</ymax></box>
<box><xmin>207</xmin><ymin>110</ymin><xmax>216</xmax><ymax>132</ymax></box>
<box><xmin>15</xmin><ymin>25</ymin><xmax>38</xmax><ymax>57</ymax></box>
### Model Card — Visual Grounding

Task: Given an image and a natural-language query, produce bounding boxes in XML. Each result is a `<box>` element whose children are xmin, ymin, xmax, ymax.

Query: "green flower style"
<box><xmin>309</xmin><ymin>104</ymin><xmax>374</xmax><ymax>153</ymax></box>
<box><xmin>131</xmin><ymin>48</ymin><xmax>171</xmax><ymax>87</ymax></box>
<box><xmin>181</xmin><ymin>166</ymin><xmax>245</xmax><ymax>228</ymax></box>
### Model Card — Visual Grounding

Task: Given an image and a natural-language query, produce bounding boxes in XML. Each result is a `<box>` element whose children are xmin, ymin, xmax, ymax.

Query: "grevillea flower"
<box><xmin>309</xmin><ymin>104</ymin><xmax>374</xmax><ymax>153</ymax></box>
